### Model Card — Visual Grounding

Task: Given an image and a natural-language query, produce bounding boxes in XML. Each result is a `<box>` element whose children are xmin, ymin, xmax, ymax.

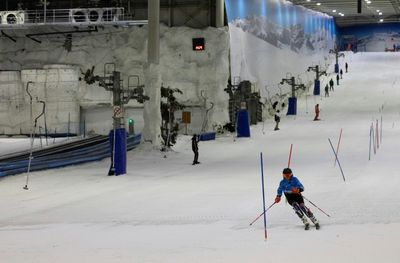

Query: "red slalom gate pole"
<box><xmin>287</xmin><ymin>144</ymin><xmax>293</xmax><ymax>167</ymax></box>
<box><xmin>334</xmin><ymin>128</ymin><xmax>343</xmax><ymax>167</ymax></box>
<box><xmin>249</xmin><ymin>201</ymin><xmax>277</xmax><ymax>226</ymax></box>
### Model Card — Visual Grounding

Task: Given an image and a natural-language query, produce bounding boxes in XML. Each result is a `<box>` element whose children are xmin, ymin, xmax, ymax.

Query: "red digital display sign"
<box><xmin>192</xmin><ymin>38</ymin><xmax>205</xmax><ymax>51</ymax></box>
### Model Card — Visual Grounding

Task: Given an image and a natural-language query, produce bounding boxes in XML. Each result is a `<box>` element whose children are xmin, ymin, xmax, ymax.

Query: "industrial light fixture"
<box><xmin>379</xmin><ymin>19</ymin><xmax>384</xmax><ymax>22</ymax></box>
<box><xmin>332</xmin><ymin>10</ymin><xmax>337</xmax><ymax>13</ymax></box>
<box><xmin>316</xmin><ymin>3</ymin><xmax>321</xmax><ymax>6</ymax></box>
<box><xmin>379</xmin><ymin>12</ymin><xmax>382</xmax><ymax>15</ymax></box>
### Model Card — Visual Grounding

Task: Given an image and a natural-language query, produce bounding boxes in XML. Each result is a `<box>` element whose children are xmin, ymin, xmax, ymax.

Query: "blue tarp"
<box><xmin>0</xmin><ymin>134</ymin><xmax>141</xmax><ymax>178</ymax></box>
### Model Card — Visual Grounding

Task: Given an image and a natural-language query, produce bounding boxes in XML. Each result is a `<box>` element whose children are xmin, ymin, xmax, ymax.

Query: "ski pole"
<box><xmin>249</xmin><ymin>201</ymin><xmax>276</xmax><ymax>226</ymax></box>
<box><xmin>302</xmin><ymin>195</ymin><xmax>331</xmax><ymax>217</ymax></box>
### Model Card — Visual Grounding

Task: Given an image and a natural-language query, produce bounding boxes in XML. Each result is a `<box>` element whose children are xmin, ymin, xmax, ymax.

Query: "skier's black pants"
<box><xmin>284</xmin><ymin>193</ymin><xmax>314</xmax><ymax>219</ymax></box>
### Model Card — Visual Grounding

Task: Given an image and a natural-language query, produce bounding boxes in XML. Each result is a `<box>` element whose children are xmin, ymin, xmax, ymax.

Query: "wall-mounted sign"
<box><xmin>192</xmin><ymin>38</ymin><xmax>205</xmax><ymax>51</ymax></box>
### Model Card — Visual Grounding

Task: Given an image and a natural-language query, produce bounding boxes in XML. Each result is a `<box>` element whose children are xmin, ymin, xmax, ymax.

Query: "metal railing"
<box><xmin>0</xmin><ymin>7</ymin><xmax>144</xmax><ymax>26</ymax></box>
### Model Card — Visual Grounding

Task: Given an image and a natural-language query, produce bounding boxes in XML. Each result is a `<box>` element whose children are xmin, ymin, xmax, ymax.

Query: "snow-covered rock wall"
<box><xmin>0</xmin><ymin>25</ymin><xmax>230</xmax><ymax>135</ymax></box>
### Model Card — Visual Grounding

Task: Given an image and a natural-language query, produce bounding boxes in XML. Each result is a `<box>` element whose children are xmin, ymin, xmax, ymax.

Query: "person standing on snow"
<box><xmin>274</xmin><ymin>168</ymin><xmax>320</xmax><ymax>230</ymax></box>
<box><xmin>274</xmin><ymin>110</ymin><xmax>281</xmax><ymax>131</ymax></box>
<box><xmin>191</xmin><ymin>134</ymin><xmax>200</xmax><ymax>165</ymax></box>
<box><xmin>324</xmin><ymin>84</ymin><xmax>329</xmax><ymax>97</ymax></box>
<box><xmin>314</xmin><ymin>104</ymin><xmax>320</xmax><ymax>121</ymax></box>
<box><xmin>336</xmin><ymin>74</ymin><xmax>340</xmax><ymax>85</ymax></box>
<box><xmin>345</xmin><ymin>62</ymin><xmax>348</xmax><ymax>73</ymax></box>
<box><xmin>329</xmin><ymin>78</ymin><xmax>334</xmax><ymax>91</ymax></box>
<box><xmin>340</xmin><ymin>69</ymin><xmax>343</xmax><ymax>79</ymax></box>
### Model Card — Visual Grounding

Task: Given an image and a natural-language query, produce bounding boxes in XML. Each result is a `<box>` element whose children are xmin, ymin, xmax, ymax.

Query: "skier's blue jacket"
<box><xmin>277</xmin><ymin>175</ymin><xmax>304</xmax><ymax>196</ymax></box>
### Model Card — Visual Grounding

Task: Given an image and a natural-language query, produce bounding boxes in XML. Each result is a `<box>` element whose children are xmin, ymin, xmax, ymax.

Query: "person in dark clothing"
<box><xmin>329</xmin><ymin>78</ymin><xmax>334</xmax><ymax>91</ymax></box>
<box><xmin>324</xmin><ymin>84</ymin><xmax>329</xmax><ymax>97</ymax></box>
<box><xmin>314</xmin><ymin>104</ymin><xmax>320</xmax><ymax>121</ymax></box>
<box><xmin>274</xmin><ymin>110</ymin><xmax>281</xmax><ymax>131</ymax></box>
<box><xmin>340</xmin><ymin>69</ymin><xmax>343</xmax><ymax>79</ymax></box>
<box><xmin>345</xmin><ymin>62</ymin><xmax>348</xmax><ymax>73</ymax></box>
<box><xmin>192</xmin><ymin>134</ymin><xmax>200</xmax><ymax>165</ymax></box>
<box><xmin>336</xmin><ymin>74</ymin><xmax>340</xmax><ymax>85</ymax></box>
<box><xmin>274</xmin><ymin>168</ymin><xmax>320</xmax><ymax>230</ymax></box>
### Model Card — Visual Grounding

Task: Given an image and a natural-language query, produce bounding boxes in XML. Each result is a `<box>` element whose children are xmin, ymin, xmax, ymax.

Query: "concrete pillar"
<box><xmin>168</xmin><ymin>0</ymin><xmax>174</xmax><ymax>27</ymax></box>
<box><xmin>148</xmin><ymin>0</ymin><xmax>160</xmax><ymax>64</ymax></box>
<box><xmin>216</xmin><ymin>0</ymin><xmax>224</xmax><ymax>28</ymax></box>
<box><xmin>144</xmin><ymin>0</ymin><xmax>162</xmax><ymax>148</ymax></box>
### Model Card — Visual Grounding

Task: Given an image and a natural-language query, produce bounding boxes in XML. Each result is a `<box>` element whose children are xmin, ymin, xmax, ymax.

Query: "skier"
<box><xmin>329</xmin><ymin>78</ymin><xmax>334</xmax><ymax>91</ymax></box>
<box><xmin>340</xmin><ymin>69</ymin><xmax>343</xmax><ymax>79</ymax></box>
<box><xmin>324</xmin><ymin>84</ymin><xmax>329</xmax><ymax>97</ymax></box>
<box><xmin>274</xmin><ymin>110</ymin><xmax>281</xmax><ymax>131</ymax></box>
<box><xmin>314</xmin><ymin>104</ymin><xmax>320</xmax><ymax>121</ymax></box>
<box><xmin>345</xmin><ymin>62</ymin><xmax>348</xmax><ymax>73</ymax></box>
<box><xmin>274</xmin><ymin>168</ymin><xmax>320</xmax><ymax>230</ymax></box>
<box><xmin>336</xmin><ymin>74</ymin><xmax>340</xmax><ymax>86</ymax></box>
<box><xmin>192</xmin><ymin>134</ymin><xmax>200</xmax><ymax>165</ymax></box>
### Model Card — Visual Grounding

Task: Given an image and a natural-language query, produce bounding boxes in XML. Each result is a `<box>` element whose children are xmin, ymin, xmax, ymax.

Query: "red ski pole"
<box><xmin>302</xmin><ymin>195</ymin><xmax>331</xmax><ymax>217</ymax></box>
<box><xmin>249</xmin><ymin>201</ymin><xmax>277</xmax><ymax>226</ymax></box>
<box><xmin>287</xmin><ymin>144</ymin><xmax>293</xmax><ymax>167</ymax></box>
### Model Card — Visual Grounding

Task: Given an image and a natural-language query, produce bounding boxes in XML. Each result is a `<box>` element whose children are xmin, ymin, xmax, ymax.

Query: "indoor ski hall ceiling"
<box><xmin>291</xmin><ymin>0</ymin><xmax>400</xmax><ymax>27</ymax></box>
<box><xmin>2</xmin><ymin>1</ymin><xmax>400</xmax><ymax>27</ymax></box>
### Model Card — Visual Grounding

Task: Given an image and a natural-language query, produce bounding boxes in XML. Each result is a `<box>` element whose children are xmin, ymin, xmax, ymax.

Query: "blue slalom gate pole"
<box><xmin>260</xmin><ymin>152</ymin><xmax>268</xmax><ymax>240</ymax></box>
<box><xmin>328</xmin><ymin>138</ymin><xmax>346</xmax><ymax>182</ymax></box>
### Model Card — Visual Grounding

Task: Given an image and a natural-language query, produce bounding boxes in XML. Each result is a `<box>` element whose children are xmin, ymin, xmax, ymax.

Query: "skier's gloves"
<box><xmin>275</xmin><ymin>196</ymin><xmax>281</xmax><ymax>203</ymax></box>
<box><xmin>291</xmin><ymin>187</ymin><xmax>300</xmax><ymax>194</ymax></box>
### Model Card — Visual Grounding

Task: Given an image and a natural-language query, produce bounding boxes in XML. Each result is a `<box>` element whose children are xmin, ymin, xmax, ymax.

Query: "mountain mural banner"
<box><xmin>339</xmin><ymin>23</ymin><xmax>400</xmax><ymax>52</ymax></box>
<box><xmin>225</xmin><ymin>0</ymin><xmax>337</xmax><ymax>102</ymax></box>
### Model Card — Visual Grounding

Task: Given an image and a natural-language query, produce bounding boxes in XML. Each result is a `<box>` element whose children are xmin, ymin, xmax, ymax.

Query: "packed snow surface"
<box><xmin>1</xmin><ymin>52</ymin><xmax>400</xmax><ymax>262</ymax></box>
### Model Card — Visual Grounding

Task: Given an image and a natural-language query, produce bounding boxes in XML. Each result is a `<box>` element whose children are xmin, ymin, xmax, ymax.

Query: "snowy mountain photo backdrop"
<box><xmin>339</xmin><ymin>23</ymin><xmax>400</xmax><ymax>52</ymax></box>
<box><xmin>225</xmin><ymin>0</ymin><xmax>337</xmax><ymax>104</ymax></box>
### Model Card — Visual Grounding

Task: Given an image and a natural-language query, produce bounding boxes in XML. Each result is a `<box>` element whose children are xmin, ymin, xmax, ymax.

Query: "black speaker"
<box><xmin>357</xmin><ymin>0</ymin><xmax>362</xmax><ymax>13</ymax></box>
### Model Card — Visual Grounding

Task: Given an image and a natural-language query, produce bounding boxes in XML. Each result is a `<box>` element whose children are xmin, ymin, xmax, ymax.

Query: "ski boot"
<box><xmin>310</xmin><ymin>216</ymin><xmax>320</xmax><ymax>230</ymax></box>
<box><xmin>301</xmin><ymin>216</ymin><xmax>310</xmax><ymax>230</ymax></box>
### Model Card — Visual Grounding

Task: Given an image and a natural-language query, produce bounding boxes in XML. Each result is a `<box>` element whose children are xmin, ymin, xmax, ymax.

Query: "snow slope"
<box><xmin>1</xmin><ymin>52</ymin><xmax>400</xmax><ymax>262</ymax></box>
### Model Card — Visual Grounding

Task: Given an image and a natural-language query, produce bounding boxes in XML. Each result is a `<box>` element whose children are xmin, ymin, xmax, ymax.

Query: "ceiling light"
<box><xmin>376</xmin><ymin>10</ymin><xmax>380</xmax><ymax>12</ymax></box>
<box><xmin>340</xmin><ymin>13</ymin><xmax>344</xmax><ymax>17</ymax></box>
<box><xmin>332</xmin><ymin>10</ymin><xmax>337</xmax><ymax>13</ymax></box>
<box><xmin>379</xmin><ymin>19</ymin><xmax>384</xmax><ymax>22</ymax></box>
<box><xmin>316</xmin><ymin>3</ymin><xmax>321</xmax><ymax>6</ymax></box>
<box><xmin>306</xmin><ymin>0</ymin><xmax>311</xmax><ymax>2</ymax></box>
<box><xmin>379</xmin><ymin>12</ymin><xmax>382</xmax><ymax>15</ymax></box>
<box><xmin>367</xmin><ymin>1</ymin><xmax>371</xmax><ymax>4</ymax></box>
